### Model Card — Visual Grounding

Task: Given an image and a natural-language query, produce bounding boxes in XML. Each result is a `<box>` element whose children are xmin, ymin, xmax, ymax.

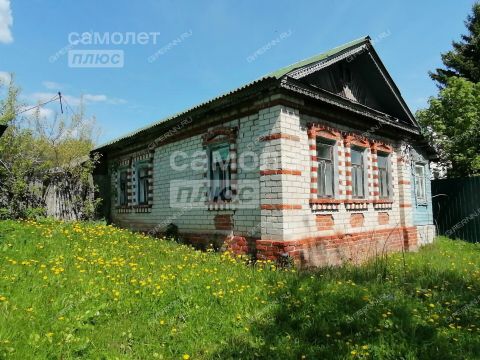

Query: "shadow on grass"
<box><xmin>209</xmin><ymin>253</ymin><xmax>480</xmax><ymax>359</ymax></box>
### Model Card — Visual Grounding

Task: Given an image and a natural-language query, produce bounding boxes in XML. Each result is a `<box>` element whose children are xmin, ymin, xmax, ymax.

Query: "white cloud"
<box><xmin>106</xmin><ymin>97</ymin><xmax>127</xmax><ymax>105</ymax></box>
<box><xmin>27</xmin><ymin>91</ymin><xmax>126</xmax><ymax>107</ymax></box>
<box><xmin>42</xmin><ymin>81</ymin><xmax>64</xmax><ymax>90</ymax></box>
<box><xmin>0</xmin><ymin>71</ymin><xmax>11</xmax><ymax>84</ymax></box>
<box><xmin>83</xmin><ymin>94</ymin><xmax>107</xmax><ymax>103</ymax></box>
<box><xmin>0</xmin><ymin>0</ymin><xmax>13</xmax><ymax>44</ymax></box>
<box><xmin>19</xmin><ymin>106</ymin><xmax>54</xmax><ymax>119</ymax></box>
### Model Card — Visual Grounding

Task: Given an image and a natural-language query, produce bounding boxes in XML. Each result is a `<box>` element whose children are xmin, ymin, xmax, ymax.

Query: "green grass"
<box><xmin>0</xmin><ymin>220</ymin><xmax>480</xmax><ymax>359</ymax></box>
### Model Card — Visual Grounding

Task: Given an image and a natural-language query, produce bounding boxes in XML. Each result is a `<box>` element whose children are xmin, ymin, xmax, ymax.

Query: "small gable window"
<box><xmin>414</xmin><ymin>164</ymin><xmax>427</xmax><ymax>203</ymax></box>
<box><xmin>351</xmin><ymin>147</ymin><xmax>366</xmax><ymax>199</ymax></box>
<box><xmin>317</xmin><ymin>139</ymin><xmax>335</xmax><ymax>198</ymax></box>
<box><xmin>208</xmin><ymin>143</ymin><xmax>232</xmax><ymax>202</ymax></box>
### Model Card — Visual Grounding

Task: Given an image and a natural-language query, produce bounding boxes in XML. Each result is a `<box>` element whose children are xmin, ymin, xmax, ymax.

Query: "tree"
<box><xmin>0</xmin><ymin>77</ymin><xmax>101</xmax><ymax>219</ymax></box>
<box><xmin>430</xmin><ymin>2</ymin><xmax>480</xmax><ymax>87</ymax></box>
<box><xmin>417</xmin><ymin>77</ymin><xmax>480</xmax><ymax>177</ymax></box>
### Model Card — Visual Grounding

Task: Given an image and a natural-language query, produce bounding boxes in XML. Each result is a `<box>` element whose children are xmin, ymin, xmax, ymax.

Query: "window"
<box><xmin>415</xmin><ymin>164</ymin><xmax>426</xmax><ymax>203</ymax></box>
<box><xmin>208</xmin><ymin>143</ymin><xmax>231</xmax><ymax>202</ymax></box>
<box><xmin>351</xmin><ymin>147</ymin><xmax>365</xmax><ymax>198</ymax></box>
<box><xmin>377</xmin><ymin>153</ymin><xmax>390</xmax><ymax>198</ymax></box>
<box><xmin>119</xmin><ymin>170</ymin><xmax>128</xmax><ymax>206</ymax></box>
<box><xmin>137</xmin><ymin>165</ymin><xmax>149</xmax><ymax>205</ymax></box>
<box><xmin>317</xmin><ymin>140</ymin><xmax>335</xmax><ymax>198</ymax></box>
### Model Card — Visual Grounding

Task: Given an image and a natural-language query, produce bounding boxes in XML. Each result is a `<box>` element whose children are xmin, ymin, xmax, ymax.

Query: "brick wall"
<box><xmin>253</xmin><ymin>106</ymin><xmax>429</xmax><ymax>266</ymax></box>
<box><xmin>256</xmin><ymin>226</ymin><xmax>418</xmax><ymax>267</ymax></box>
<box><xmin>316</xmin><ymin>214</ymin><xmax>334</xmax><ymax>231</ymax></box>
<box><xmin>106</xmin><ymin>100</ymin><xmax>434</xmax><ymax>267</ymax></box>
<box><xmin>109</xmin><ymin>105</ymin><xmax>264</xmax><ymax>240</ymax></box>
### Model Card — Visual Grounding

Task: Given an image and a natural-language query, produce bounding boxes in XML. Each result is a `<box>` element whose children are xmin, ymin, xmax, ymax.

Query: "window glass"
<box><xmin>415</xmin><ymin>164</ymin><xmax>426</xmax><ymax>202</ymax></box>
<box><xmin>377</xmin><ymin>153</ymin><xmax>390</xmax><ymax>198</ymax></box>
<box><xmin>317</xmin><ymin>141</ymin><xmax>334</xmax><ymax>197</ymax></box>
<box><xmin>209</xmin><ymin>143</ymin><xmax>231</xmax><ymax>202</ymax></box>
<box><xmin>351</xmin><ymin>147</ymin><xmax>365</xmax><ymax>198</ymax></box>
<box><xmin>119</xmin><ymin>170</ymin><xmax>128</xmax><ymax>206</ymax></box>
<box><xmin>138</xmin><ymin>166</ymin><xmax>149</xmax><ymax>205</ymax></box>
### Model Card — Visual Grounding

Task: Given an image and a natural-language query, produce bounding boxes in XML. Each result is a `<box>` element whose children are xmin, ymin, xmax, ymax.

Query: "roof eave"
<box><xmin>280</xmin><ymin>76</ymin><xmax>420</xmax><ymax>135</ymax></box>
<box><xmin>93</xmin><ymin>77</ymin><xmax>280</xmax><ymax>153</ymax></box>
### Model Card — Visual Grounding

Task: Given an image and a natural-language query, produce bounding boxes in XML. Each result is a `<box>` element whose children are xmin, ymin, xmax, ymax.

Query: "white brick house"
<box><xmin>93</xmin><ymin>36</ymin><xmax>436</xmax><ymax>267</ymax></box>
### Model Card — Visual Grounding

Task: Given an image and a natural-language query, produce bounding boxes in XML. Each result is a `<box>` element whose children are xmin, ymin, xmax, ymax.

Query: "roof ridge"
<box><xmin>266</xmin><ymin>35</ymin><xmax>370</xmax><ymax>79</ymax></box>
<box><xmin>94</xmin><ymin>36</ymin><xmax>371</xmax><ymax>150</ymax></box>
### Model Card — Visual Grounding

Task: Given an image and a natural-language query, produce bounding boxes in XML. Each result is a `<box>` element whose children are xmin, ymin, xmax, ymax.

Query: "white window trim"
<box><xmin>414</xmin><ymin>163</ymin><xmax>427</xmax><ymax>205</ymax></box>
<box><xmin>351</xmin><ymin>146</ymin><xmax>368</xmax><ymax>199</ymax></box>
<box><xmin>136</xmin><ymin>161</ymin><xmax>150</xmax><ymax>205</ymax></box>
<box><xmin>377</xmin><ymin>152</ymin><xmax>393</xmax><ymax>199</ymax></box>
<box><xmin>316</xmin><ymin>138</ymin><xmax>339</xmax><ymax>199</ymax></box>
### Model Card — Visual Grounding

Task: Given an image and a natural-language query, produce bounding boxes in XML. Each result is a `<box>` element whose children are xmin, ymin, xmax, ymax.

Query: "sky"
<box><xmin>0</xmin><ymin>0</ymin><xmax>476</xmax><ymax>145</ymax></box>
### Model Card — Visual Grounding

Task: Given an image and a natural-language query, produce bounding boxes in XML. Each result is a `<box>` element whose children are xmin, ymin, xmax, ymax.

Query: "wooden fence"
<box><xmin>432</xmin><ymin>176</ymin><xmax>480</xmax><ymax>243</ymax></box>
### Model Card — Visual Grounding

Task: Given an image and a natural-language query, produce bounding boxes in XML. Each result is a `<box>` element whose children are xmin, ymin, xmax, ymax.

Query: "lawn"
<box><xmin>0</xmin><ymin>220</ymin><xmax>480</xmax><ymax>359</ymax></box>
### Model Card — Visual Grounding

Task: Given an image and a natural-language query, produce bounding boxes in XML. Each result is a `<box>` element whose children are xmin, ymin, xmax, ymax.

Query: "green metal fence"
<box><xmin>432</xmin><ymin>176</ymin><xmax>480</xmax><ymax>243</ymax></box>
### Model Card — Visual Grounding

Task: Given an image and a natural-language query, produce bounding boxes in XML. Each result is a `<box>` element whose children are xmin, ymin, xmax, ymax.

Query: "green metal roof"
<box><xmin>267</xmin><ymin>36</ymin><xmax>370</xmax><ymax>79</ymax></box>
<box><xmin>94</xmin><ymin>36</ymin><xmax>371</xmax><ymax>151</ymax></box>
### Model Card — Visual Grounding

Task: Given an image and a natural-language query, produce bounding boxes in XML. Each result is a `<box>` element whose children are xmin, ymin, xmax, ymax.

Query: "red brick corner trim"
<box><xmin>260</xmin><ymin>133</ymin><xmax>300</xmax><ymax>142</ymax></box>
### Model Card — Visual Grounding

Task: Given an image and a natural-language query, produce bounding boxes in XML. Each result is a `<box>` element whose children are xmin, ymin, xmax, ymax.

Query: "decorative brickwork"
<box><xmin>260</xmin><ymin>133</ymin><xmax>300</xmax><ymax>142</ymax></box>
<box><xmin>350</xmin><ymin>213</ymin><xmax>365</xmax><ymax>227</ymax></box>
<box><xmin>108</xmin><ymin>103</ymin><xmax>432</xmax><ymax>268</ymax></box>
<box><xmin>316</xmin><ymin>214</ymin><xmax>334</xmax><ymax>231</ymax></box>
<box><xmin>308</xmin><ymin>124</ymin><xmax>343</xmax><ymax>205</ymax></box>
<box><xmin>378</xmin><ymin>212</ymin><xmax>390</xmax><ymax>225</ymax></box>
<box><xmin>260</xmin><ymin>204</ymin><xmax>302</xmax><ymax>210</ymax></box>
<box><xmin>180</xmin><ymin>233</ymin><xmax>252</xmax><ymax>255</ymax></box>
<box><xmin>260</xmin><ymin>169</ymin><xmax>302</xmax><ymax>176</ymax></box>
<box><xmin>202</xmin><ymin>126</ymin><xmax>238</xmax><ymax>211</ymax></box>
<box><xmin>256</xmin><ymin>226</ymin><xmax>418</xmax><ymax>267</ymax></box>
<box><xmin>214</xmin><ymin>214</ymin><xmax>233</xmax><ymax>230</ymax></box>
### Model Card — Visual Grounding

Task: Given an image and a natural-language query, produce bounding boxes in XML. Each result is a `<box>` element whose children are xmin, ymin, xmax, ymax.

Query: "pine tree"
<box><xmin>430</xmin><ymin>2</ymin><xmax>480</xmax><ymax>87</ymax></box>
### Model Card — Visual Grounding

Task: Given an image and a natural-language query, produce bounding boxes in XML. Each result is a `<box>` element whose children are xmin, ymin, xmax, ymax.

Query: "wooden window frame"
<box><xmin>414</xmin><ymin>163</ymin><xmax>427</xmax><ymax>205</ymax></box>
<box><xmin>377</xmin><ymin>151</ymin><xmax>392</xmax><ymax>199</ymax></box>
<box><xmin>207</xmin><ymin>142</ymin><xmax>232</xmax><ymax>203</ymax></box>
<box><xmin>351</xmin><ymin>146</ymin><xmax>367</xmax><ymax>199</ymax></box>
<box><xmin>136</xmin><ymin>162</ymin><xmax>150</xmax><ymax>205</ymax></box>
<box><xmin>316</xmin><ymin>138</ymin><xmax>337</xmax><ymax>199</ymax></box>
<box><xmin>118</xmin><ymin>168</ymin><xmax>129</xmax><ymax>206</ymax></box>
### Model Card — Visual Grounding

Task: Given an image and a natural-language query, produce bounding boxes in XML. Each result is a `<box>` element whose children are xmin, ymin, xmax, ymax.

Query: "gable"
<box><xmin>280</xmin><ymin>41</ymin><xmax>418</xmax><ymax>129</ymax></box>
